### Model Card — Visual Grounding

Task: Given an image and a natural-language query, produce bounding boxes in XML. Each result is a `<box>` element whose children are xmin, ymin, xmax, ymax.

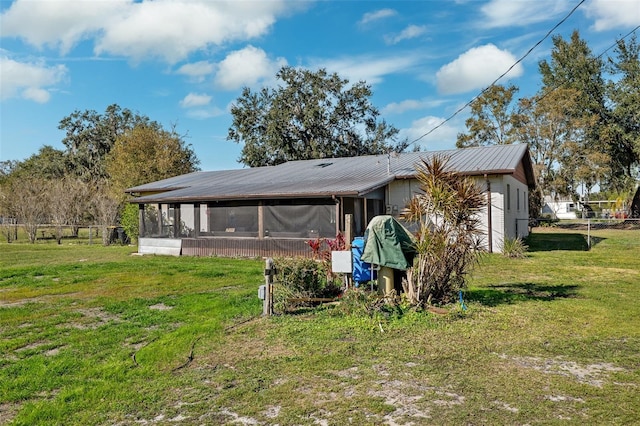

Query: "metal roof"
<box><xmin>128</xmin><ymin>144</ymin><xmax>535</xmax><ymax>204</ymax></box>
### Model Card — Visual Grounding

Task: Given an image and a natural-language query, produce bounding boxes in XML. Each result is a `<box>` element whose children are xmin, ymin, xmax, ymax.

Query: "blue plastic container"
<box><xmin>352</xmin><ymin>237</ymin><xmax>374</xmax><ymax>284</ymax></box>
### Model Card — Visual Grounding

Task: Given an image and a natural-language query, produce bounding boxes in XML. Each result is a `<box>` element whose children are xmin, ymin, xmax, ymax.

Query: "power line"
<box><xmin>408</xmin><ymin>0</ymin><xmax>586</xmax><ymax>147</ymax></box>
<box><xmin>530</xmin><ymin>24</ymin><xmax>640</xmax><ymax>107</ymax></box>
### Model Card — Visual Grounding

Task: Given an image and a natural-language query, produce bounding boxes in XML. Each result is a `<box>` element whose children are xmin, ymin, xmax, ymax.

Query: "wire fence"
<box><xmin>0</xmin><ymin>222</ymin><xmax>128</xmax><ymax>245</ymax></box>
<box><xmin>533</xmin><ymin>218</ymin><xmax>640</xmax><ymax>250</ymax></box>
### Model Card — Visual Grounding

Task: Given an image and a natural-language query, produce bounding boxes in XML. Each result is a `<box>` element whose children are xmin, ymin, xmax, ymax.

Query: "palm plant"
<box><xmin>401</xmin><ymin>155</ymin><xmax>486</xmax><ymax>305</ymax></box>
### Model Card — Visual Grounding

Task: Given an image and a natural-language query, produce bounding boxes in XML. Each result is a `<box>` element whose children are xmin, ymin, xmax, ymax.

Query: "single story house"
<box><xmin>126</xmin><ymin>144</ymin><xmax>536</xmax><ymax>257</ymax></box>
<box><xmin>542</xmin><ymin>196</ymin><xmax>578</xmax><ymax>220</ymax></box>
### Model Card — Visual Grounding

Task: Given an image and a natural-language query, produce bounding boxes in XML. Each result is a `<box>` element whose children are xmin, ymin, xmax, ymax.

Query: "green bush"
<box><xmin>273</xmin><ymin>257</ymin><xmax>341</xmax><ymax>313</ymax></box>
<box><xmin>501</xmin><ymin>236</ymin><xmax>528</xmax><ymax>258</ymax></box>
<box><xmin>119</xmin><ymin>203</ymin><xmax>139</xmax><ymax>243</ymax></box>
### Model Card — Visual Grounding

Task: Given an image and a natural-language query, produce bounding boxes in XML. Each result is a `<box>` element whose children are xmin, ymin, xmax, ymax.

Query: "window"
<box><xmin>517</xmin><ymin>188</ymin><xmax>520</xmax><ymax>211</ymax></box>
<box><xmin>506</xmin><ymin>184</ymin><xmax>511</xmax><ymax>211</ymax></box>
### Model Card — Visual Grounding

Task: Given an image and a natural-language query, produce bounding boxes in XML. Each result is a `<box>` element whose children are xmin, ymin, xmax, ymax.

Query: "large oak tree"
<box><xmin>228</xmin><ymin>67</ymin><xmax>409</xmax><ymax>167</ymax></box>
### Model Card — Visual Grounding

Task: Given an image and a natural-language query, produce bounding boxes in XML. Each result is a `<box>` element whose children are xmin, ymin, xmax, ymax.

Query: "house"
<box><xmin>542</xmin><ymin>197</ymin><xmax>578</xmax><ymax>219</ymax></box>
<box><xmin>126</xmin><ymin>144</ymin><xmax>536</xmax><ymax>257</ymax></box>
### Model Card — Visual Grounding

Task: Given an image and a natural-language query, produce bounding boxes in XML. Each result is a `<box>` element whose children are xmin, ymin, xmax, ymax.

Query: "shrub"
<box><xmin>273</xmin><ymin>257</ymin><xmax>342</xmax><ymax>313</ymax></box>
<box><xmin>501</xmin><ymin>236</ymin><xmax>528</xmax><ymax>258</ymax></box>
<box><xmin>119</xmin><ymin>202</ymin><xmax>139</xmax><ymax>243</ymax></box>
<box><xmin>401</xmin><ymin>155</ymin><xmax>485</xmax><ymax>306</ymax></box>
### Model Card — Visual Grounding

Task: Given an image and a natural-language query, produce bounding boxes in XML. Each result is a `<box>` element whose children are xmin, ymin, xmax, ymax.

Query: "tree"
<box><xmin>456</xmin><ymin>84</ymin><xmax>520</xmax><ymax>148</ymax></box>
<box><xmin>10</xmin><ymin>146</ymin><xmax>68</xmax><ymax>180</ymax></box>
<box><xmin>228</xmin><ymin>66</ymin><xmax>408</xmax><ymax>167</ymax></box>
<box><xmin>603</xmin><ymin>34</ymin><xmax>640</xmax><ymax>191</ymax></box>
<box><xmin>47</xmin><ymin>177</ymin><xmax>90</xmax><ymax>243</ymax></box>
<box><xmin>7</xmin><ymin>177</ymin><xmax>49</xmax><ymax>243</ymax></box>
<box><xmin>401</xmin><ymin>155</ymin><xmax>486</xmax><ymax>305</ymax></box>
<box><xmin>90</xmin><ymin>180</ymin><xmax>120</xmax><ymax>246</ymax></box>
<box><xmin>538</xmin><ymin>30</ymin><xmax>610</xmax><ymax>193</ymax></box>
<box><xmin>105</xmin><ymin>123</ymin><xmax>199</xmax><ymax>199</ymax></box>
<box><xmin>59</xmin><ymin>104</ymin><xmax>152</xmax><ymax>180</ymax></box>
<box><xmin>514</xmin><ymin>88</ymin><xmax>597</xmax><ymax>204</ymax></box>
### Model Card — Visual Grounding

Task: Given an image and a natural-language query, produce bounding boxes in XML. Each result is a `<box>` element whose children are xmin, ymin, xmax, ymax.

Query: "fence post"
<box><xmin>587</xmin><ymin>219</ymin><xmax>591</xmax><ymax>250</ymax></box>
<box><xmin>264</xmin><ymin>258</ymin><xmax>274</xmax><ymax>316</ymax></box>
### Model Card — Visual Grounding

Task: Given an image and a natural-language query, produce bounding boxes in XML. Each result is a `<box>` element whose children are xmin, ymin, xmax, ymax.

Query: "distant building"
<box><xmin>542</xmin><ymin>197</ymin><xmax>578</xmax><ymax>220</ymax></box>
<box><xmin>126</xmin><ymin>144</ymin><xmax>536</xmax><ymax>257</ymax></box>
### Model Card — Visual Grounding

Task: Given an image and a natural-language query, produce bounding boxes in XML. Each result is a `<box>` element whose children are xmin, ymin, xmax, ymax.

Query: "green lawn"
<box><xmin>1</xmin><ymin>227</ymin><xmax>639</xmax><ymax>425</ymax></box>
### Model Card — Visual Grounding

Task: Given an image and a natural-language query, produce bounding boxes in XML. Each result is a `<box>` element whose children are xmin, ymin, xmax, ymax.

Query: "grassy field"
<box><xmin>1</xmin><ymin>227</ymin><xmax>639</xmax><ymax>425</ymax></box>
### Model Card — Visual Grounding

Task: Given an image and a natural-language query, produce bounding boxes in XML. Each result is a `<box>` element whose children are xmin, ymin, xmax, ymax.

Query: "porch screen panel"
<box><xmin>208</xmin><ymin>205</ymin><xmax>258</xmax><ymax>236</ymax></box>
<box><xmin>179</xmin><ymin>204</ymin><xmax>195</xmax><ymax>237</ymax></box>
<box><xmin>141</xmin><ymin>204</ymin><xmax>166</xmax><ymax>237</ymax></box>
<box><xmin>264</xmin><ymin>203</ymin><xmax>335</xmax><ymax>238</ymax></box>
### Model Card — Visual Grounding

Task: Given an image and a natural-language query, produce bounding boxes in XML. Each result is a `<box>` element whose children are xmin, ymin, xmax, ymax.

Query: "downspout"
<box><xmin>334</xmin><ymin>196</ymin><xmax>341</xmax><ymax>236</ymax></box>
<box><xmin>485</xmin><ymin>174</ymin><xmax>493</xmax><ymax>253</ymax></box>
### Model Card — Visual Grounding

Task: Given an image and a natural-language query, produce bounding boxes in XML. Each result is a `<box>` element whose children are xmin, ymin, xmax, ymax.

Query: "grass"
<box><xmin>1</xmin><ymin>227</ymin><xmax>639</xmax><ymax>425</ymax></box>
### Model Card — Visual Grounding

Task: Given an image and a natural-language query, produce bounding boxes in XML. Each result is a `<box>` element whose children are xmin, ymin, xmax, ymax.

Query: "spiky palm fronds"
<box><xmin>403</xmin><ymin>154</ymin><xmax>487</xmax><ymax>305</ymax></box>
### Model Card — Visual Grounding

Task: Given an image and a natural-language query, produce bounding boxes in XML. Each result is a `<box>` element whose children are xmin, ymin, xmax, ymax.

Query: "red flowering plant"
<box><xmin>305</xmin><ymin>233</ymin><xmax>347</xmax><ymax>293</ymax></box>
<box><xmin>306</xmin><ymin>233</ymin><xmax>346</xmax><ymax>262</ymax></box>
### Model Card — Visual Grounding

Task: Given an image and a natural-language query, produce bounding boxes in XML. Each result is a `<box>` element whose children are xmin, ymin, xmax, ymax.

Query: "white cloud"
<box><xmin>401</xmin><ymin>115</ymin><xmax>460</xmax><ymax>151</ymax></box>
<box><xmin>382</xmin><ymin>98</ymin><xmax>447</xmax><ymax>115</ymax></box>
<box><xmin>176</xmin><ymin>61</ymin><xmax>215</xmax><ymax>83</ymax></box>
<box><xmin>1</xmin><ymin>0</ymin><xmax>294</xmax><ymax>63</ymax></box>
<box><xmin>0</xmin><ymin>57</ymin><xmax>67</xmax><ymax>103</ymax></box>
<box><xmin>179</xmin><ymin>93</ymin><xmax>212</xmax><ymax>108</ymax></box>
<box><xmin>317</xmin><ymin>54</ymin><xmax>422</xmax><ymax>85</ymax></box>
<box><xmin>359</xmin><ymin>8</ymin><xmax>397</xmax><ymax>25</ymax></box>
<box><xmin>185</xmin><ymin>107</ymin><xmax>226</xmax><ymax>120</ymax></box>
<box><xmin>214</xmin><ymin>45</ymin><xmax>287</xmax><ymax>90</ymax></box>
<box><xmin>0</xmin><ymin>0</ymin><xmax>128</xmax><ymax>54</ymax></box>
<box><xmin>384</xmin><ymin>25</ymin><xmax>428</xmax><ymax>45</ymax></box>
<box><xmin>585</xmin><ymin>0</ymin><xmax>640</xmax><ymax>31</ymax></box>
<box><xmin>481</xmin><ymin>0</ymin><xmax>571</xmax><ymax>28</ymax></box>
<box><xmin>436</xmin><ymin>44</ymin><xmax>523</xmax><ymax>95</ymax></box>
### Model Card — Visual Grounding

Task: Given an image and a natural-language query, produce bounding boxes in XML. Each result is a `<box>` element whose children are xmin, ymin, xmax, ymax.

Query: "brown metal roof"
<box><xmin>128</xmin><ymin>144</ymin><xmax>535</xmax><ymax>204</ymax></box>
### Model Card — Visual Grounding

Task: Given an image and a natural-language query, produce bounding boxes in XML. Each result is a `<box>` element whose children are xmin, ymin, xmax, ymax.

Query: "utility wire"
<box><xmin>408</xmin><ymin>0</ymin><xmax>586</xmax><ymax>147</ymax></box>
<box><xmin>531</xmin><ymin>24</ymin><xmax>640</xmax><ymax>107</ymax></box>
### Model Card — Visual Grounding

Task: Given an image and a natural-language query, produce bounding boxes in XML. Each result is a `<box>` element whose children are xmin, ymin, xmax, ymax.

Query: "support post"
<box><xmin>263</xmin><ymin>258</ymin><xmax>274</xmax><ymax>316</ymax></box>
<box><xmin>344</xmin><ymin>214</ymin><xmax>354</xmax><ymax>249</ymax></box>
<box><xmin>485</xmin><ymin>175</ymin><xmax>493</xmax><ymax>253</ymax></box>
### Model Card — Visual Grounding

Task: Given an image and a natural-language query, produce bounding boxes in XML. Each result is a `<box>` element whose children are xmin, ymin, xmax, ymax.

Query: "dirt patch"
<box><xmin>368</xmin><ymin>379</ymin><xmax>465</xmax><ymax>423</ymax></box>
<box><xmin>0</xmin><ymin>402</ymin><xmax>20</xmax><ymax>425</ymax></box>
<box><xmin>149</xmin><ymin>303</ymin><xmax>173</xmax><ymax>311</ymax></box>
<box><xmin>66</xmin><ymin>307</ymin><xmax>122</xmax><ymax>329</ymax></box>
<box><xmin>498</xmin><ymin>354</ymin><xmax>625</xmax><ymax>387</ymax></box>
<box><xmin>217</xmin><ymin>408</ymin><xmax>260</xmax><ymax>425</ymax></box>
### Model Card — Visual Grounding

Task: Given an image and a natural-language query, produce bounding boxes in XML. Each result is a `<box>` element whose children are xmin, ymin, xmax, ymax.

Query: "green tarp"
<box><xmin>360</xmin><ymin>215</ymin><xmax>417</xmax><ymax>270</ymax></box>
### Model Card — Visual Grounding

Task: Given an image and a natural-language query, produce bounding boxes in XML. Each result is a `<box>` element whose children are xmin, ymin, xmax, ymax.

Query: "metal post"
<box><xmin>264</xmin><ymin>258</ymin><xmax>274</xmax><ymax>316</ymax></box>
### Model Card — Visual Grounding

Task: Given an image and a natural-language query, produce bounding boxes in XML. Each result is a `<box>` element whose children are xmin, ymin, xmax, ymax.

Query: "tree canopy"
<box><xmin>456</xmin><ymin>84</ymin><xmax>519</xmax><ymax>148</ymax></box>
<box><xmin>59</xmin><ymin>104</ymin><xmax>152</xmax><ymax>180</ymax></box>
<box><xmin>228</xmin><ymin>66</ymin><xmax>409</xmax><ymax>167</ymax></box>
<box><xmin>457</xmin><ymin>29</ymin><xmax>639</xmax><ymax>212</ymax></box>
<box><xmin>106</xmin><ymin>123</ymin><xmax>200</xmax><ymax>198</ymax></box>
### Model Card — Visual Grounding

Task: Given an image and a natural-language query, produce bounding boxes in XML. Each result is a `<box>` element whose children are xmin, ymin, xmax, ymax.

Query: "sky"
<box><xmin>1</xmin><ymin>0</ymin><xmax>640</xmax><ymax>172</ymax></box>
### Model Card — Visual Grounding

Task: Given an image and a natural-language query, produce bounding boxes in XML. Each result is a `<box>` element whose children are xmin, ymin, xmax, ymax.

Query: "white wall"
<box><xmin>386</xmin><ymin>175</ymin><xmax>529</xmax><ymax>253</ymax></box>
<box><xmin>502</xmin><ymin>175</ymin><xmax>530</xmax><ymax>241</ymax></box>
<box><xmin>386</xmin><ymin>179</ymin><xmax>422</xmax><ymax>216</ymax></box>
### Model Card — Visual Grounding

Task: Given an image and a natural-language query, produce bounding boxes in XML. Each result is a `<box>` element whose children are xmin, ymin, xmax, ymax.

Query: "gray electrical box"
<box><xmin>258</xmin><ymin>284</ymin><xmax>266</xmax><ymax>300</ymax></box>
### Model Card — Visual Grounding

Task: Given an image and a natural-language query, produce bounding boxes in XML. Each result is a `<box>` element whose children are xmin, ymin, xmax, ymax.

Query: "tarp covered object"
<box><xmin>361</xmin><ymin>215</ymin><xmax>417</xmax><ymax>270</ymax></box>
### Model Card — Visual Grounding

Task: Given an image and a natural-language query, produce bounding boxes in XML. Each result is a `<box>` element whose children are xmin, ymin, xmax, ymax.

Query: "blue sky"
<box><xmin>1</xmin><ymin>0</ymin><xmax>639</xmax><ymax>171</ymax></box>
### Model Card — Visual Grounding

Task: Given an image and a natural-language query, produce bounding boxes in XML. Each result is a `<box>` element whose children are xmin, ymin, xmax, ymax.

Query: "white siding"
<box><xmin>386</xmin><ymin>179</ymin><xmax>422</xmax><ymax>216</ymax></box>
<box><xmin>502</xmin><ymin>175</ymin><xmax>530</xmax><ymax>241</ymax></box>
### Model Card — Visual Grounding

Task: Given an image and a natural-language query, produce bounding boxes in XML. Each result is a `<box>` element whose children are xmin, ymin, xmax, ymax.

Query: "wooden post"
<box><xmin>264</xmin><ymin>258</ymin><xmax>274</xmax><ymax>316</ymax></box>
<box><xmin>344</xmin><ymin>214</ymin><xmax>354</xmax><ymax>249</ymax></box>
